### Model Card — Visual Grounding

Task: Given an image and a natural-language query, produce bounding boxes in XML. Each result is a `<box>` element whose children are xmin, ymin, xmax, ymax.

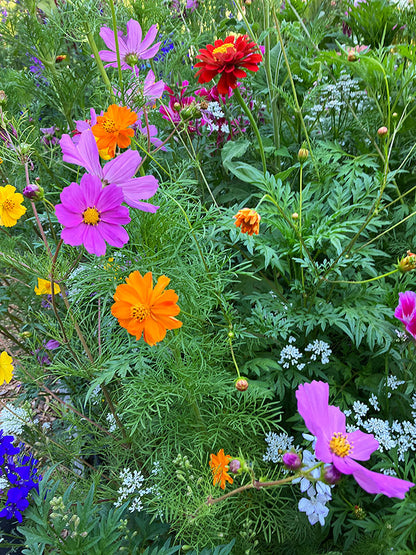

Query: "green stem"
<box><xmin>233</xmin><ymin>87</ymin><xmax>267</xmax><ymax>175</ymax></box>
<box><xmin>324</xmin><ymin>268</ymin><xmax>399</xmax><ymax>284</ymax></box>
<box><xmin>108</xmin><ymin>0</ymin><xmax>124</xmax><ymax>98</ymax></box>
<box><xmin>86</xmin><ymin>28</ymin><xmax>116</xmax><ymax>101</ymax></box>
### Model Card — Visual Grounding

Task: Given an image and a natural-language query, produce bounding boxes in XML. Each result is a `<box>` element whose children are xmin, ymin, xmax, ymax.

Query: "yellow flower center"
<box><xmin>82</xmin><ymin>207</ymin><xmax>100</xmax><ymax>225</ymax></box>
<box><xmin>2</xmin><ymin>198</ymin><xmax>15</xmax><ymax>211</ymax></box>
<box><xmin>131</xmin><ymin>304</ymin><xmax>151</xmax><ymax>322</ymax></box>
<box><xmin>329</xmin><ymin>432</ymin><xmax>352</xmax><ymax>458</ymax></box>
<box><xmin>102</xmin><ymin>118</ymin><xmax>117</xmax><ymax>133</ymax></box>
<box><xmin>212</xmin><ymin>43</ymin><xmax>235</xmax><ymax>56</ymax></box>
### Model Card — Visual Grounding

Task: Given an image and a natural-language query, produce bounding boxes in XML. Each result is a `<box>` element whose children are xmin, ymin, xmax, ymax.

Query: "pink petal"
<box><xmin>98</xmin><ymin>50</ymin><xmax>118</xmax><ymax>63</ymax></box>
<box><xmin>60</xmin><ymin>134</ymin><xmax>88</xmax><ymax>169</ymax></box>
<box><xmin>83</xmin><ymin>225</ymin><xmax>106</xmax><ymax>256</ymax></box>
<box><xmin>99</xmin><ymin>27</ymin><xmax>124</xmax><ymax>51</ymax></box>
<box><xmin>126</xmin><ymin>19</ymin><xmax>143</xmax><ymax>51</ymax></box>
<box><xmin>139</xmin><ymin>24</ymin><xmax>158</xmax><ymax>51</ymax></box>
<box><xmin>140</xmin><ymin>42</ymin><xmax>161</xmax><ymax>60</ymax></box>
<box><xmin>60</xmin><ymin>183</ymin><xmax>87</xmax><ymax>212</ymax></box>
<box><xmin>79</xmin><ymin>174</ymin><xmax>101</xmax><ymax>206</ymax></box>
<box><xmin>347</xmin><ymin>429</ymin><xmax>379</xmax><ymax>461</ymax></box>
<box><xmin>103</xmin><ymin>150</ymin><xmax>141</xmax><ymax>184</ymax></box>
<box><xmin>75</xmin><ymin>130</ymin><xmax>102</xmax><ymax>176</ymax></box>
<box><xmin>120</xmin><ymin>176</ymin><xmax>159</xmax><ymax>201</ymax></box>
<box><xmin>394</xmin><ymin>291</ymin><xmax>416</xmax><ymax>326</ymax></box>
<box><xmin>352</xmin><ymin>467</ymin><xmax>415</xmax><ymax>499</ymax></box>
<box><xmin>100</xmin><ymin>205</ymin><xmax>131</xmax><ymax>225</ymax></box>
<box><xmin>55</xmin><ymin>204</ymin><xmax>83</xmax><ymax>227</ymax></box>
<box><xmin>296</xmin><ymin>381</ymin><xmax>330</xmax><ymax>437</ymax></box>
<box><xmin>61</xmin><ymin>225</ymin><xmax>84</xmax><ymax>247</ymax></box>
<box><xmin>95</xmin><ymin>183</ymin><xmax>125</xmax><ymax>213</ymax></box>
<box><xmin>98</xmin><ymin>222</ymin><xmax>129</xmax><ymax>248</ymax></box>
<box><xmin>332</xmin><ymin>454</ymin><xmax>362</xmax><ymax>475</ymax></box>
<box><xmin>123</xmin><ymin>199</ymin><xmax>159</xmax><ymax>213</ymax></box>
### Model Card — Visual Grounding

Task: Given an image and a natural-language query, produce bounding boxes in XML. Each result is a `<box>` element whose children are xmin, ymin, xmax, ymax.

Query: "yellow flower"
<box><xmin>0</xmin><ymin>351</ymin><xmax>13</xmax><ymax>384</ymax></box>
<box><xmin>0</xmin><ymin>184</ymin><xmax>27</xmax><ymax>227</ymax></box>
<box><xmin>34</xmin><ymin>278</ymin><xmax>61</xmax><ymax>296</ymax></box>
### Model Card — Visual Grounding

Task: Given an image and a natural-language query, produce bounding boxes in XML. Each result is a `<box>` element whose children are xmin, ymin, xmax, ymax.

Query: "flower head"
<box><xmin>0</xmin><ymin>352</ymin><xmax>13</xmax><ymax>385</ymax></box>
<box><xmin>91</xmin><ymin>105</ymin><xmax>137</xmax><ymax>159</ymax></box>
<box><xmin>394</xmin><ymin>291</ymin><xmax>416</xmax><ymax>340</ymax></box>
<box><xmin>34</xmin><ymin>278</ymin><xmax>61</xmax><ymax>296</ymax></box>
<box><xmin>60</xmin><ymin>129</ymin><xmax>159</xmax><ymax>212</ymax></box>
<box><xmin>55</xmin><ymin>174</ymin><xmax>130</xmax><ymax>256</ymax></box>
<box><xmin>296</xmin><ymin>381</ymin><xmax>415</xmax><ymax>498</ymax></box>
<box><xmin>23</xmin><ymin>183</ymin><xmax>44</xmax><ymax>201</ymax></box>
<box><xmin>234</xmin><ymin>208</ymin><xmax>260</xmax><ymax>236</ymax></box>
<box><xmin>0</xmin><ymin>185</ymin><xmax>26</xmax><ymax>227</ymax></box>
<box><xmin>398</xmin><ymin>251</ymin><xmax>416</xmax><ymax>273</ymax></box>
<box><xmin>209</xmin><ymin>449</ymin><xmax>233</xmax><ymax>490</ymax></box>
<box><xmin>195</xmin><ymin>35</ymin><xmax>262</xmax><ymax>96</ymax></box>
<box><xmin>111</xmin><ymin>271</ymin><xmax>182</xmax><ymax>346</ymax></box>
<box><xmin>99</xmin><ymin>19</ymin><xmax>161</xmax><ymax>69</ymax></box>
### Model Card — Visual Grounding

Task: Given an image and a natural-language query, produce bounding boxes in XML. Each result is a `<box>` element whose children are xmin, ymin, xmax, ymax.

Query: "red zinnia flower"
<box><xmin>194</xmin><ymin>35</ymin><xmax>262</xmax><ymax>96</ymax></box>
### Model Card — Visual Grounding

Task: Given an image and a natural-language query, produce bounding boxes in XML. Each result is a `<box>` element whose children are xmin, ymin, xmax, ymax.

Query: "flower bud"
<box><xmin>397</xmin><ymin>251</ymin><xmax>416</xmax><ymax>273</ymax></box>
<box><xmin>23</xmin><ymin>183</ymin><xmax>44</xmax><ymax>201</ymax></box>
<box><xmin>55</xmin><ymin>55</ymin><xmax>67</xmax><ymax>63</ymax></box>
<box><xmin>347</xmin><ymin>50</ymin><xmax>357</xmax><ymax>62</ymax></box>
<box><xmin>297</xmin><ymin>148</ymin><xmax>309</xmax><ymax>163</ymax></box>
<box><xmin>173</xmin><ymin>102</ymin><xmax>181</xmax><ymax>112</ymax></box>
<box><xmin>228</xmin><ymin>459</ymin><xmax>241</xmax><ymax>474</ymax></box>
<box><xmin>282</xmin><ymin>452</ymin><xmax>302</xmax><ymax>470</ymax></box>
<box><xmin>0</xmin><ymin>90</ymin><xmax>7</xmax><ymax>105</ymax></box>
<box><xmin>323</xmin><ymin>464</ymin><xmax>342</xmax><ymax>484</ymax></box>
<box><xmin>292</xmin><ymin>212</ymin><xmax>299</xmax><ymax>219</ymax></box>
<box><xmin>377</xmin><ymin>126</ymin><xmax>388</xmax><ymax>137</ymax></box>
<box><xmin>392</xmin><ymin>112</ymin><xmax>398</xmax><ymax>118</ymax></box>
<box><xmin>235</xmin><ymin>378</ymin><xmax>248</xmax><ymax>391</ymax></box>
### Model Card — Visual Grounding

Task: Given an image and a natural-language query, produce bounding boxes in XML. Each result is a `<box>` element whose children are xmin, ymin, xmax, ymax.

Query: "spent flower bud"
<box><xmin>23</xmin><ymin>183</ymin><xmax>44</xmax><ymax>201</ymax></box>
<box><xmin>282</xmin><ymin>452</ymin><xmax>302</xmax><ymax>470</ymax></box>
<box><xmin>323</xmin><ymin>464</ymin><xmax>342</xmax><ymax>484</ymax></box>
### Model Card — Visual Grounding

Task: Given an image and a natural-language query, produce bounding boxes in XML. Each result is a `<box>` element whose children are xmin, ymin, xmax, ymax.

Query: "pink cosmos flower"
<box><xmin>55</xmin><ymin>174</ymin><xmax>130</xmax><ymax>257</ymax></box>
<box><xmin>99</xmin><ymin>19</ymin><xmax>161</xmax><ymax>70</ymax></box>
<box><xmin>296</xmin><ymin>381</ymin><xmax>415</xmax><ymax>499</ymax></box>
<box><xmin>394</xmin><ymin>291</ymin><xmax>416</xmax><ymax>339</ymax></box>
<box><xmin>60</xmin><ymin>129</ymin><xmax>159</xmax><ymax>212</ymax></box>
<box><xmin>115</xmin><ymin>69</ymin><xmax>165</xmax><ymax>109</ymax></box>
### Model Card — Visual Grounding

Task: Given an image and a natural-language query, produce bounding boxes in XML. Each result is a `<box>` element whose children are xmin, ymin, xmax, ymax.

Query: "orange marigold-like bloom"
<box><xmin>209</xmin><ymin>449</ymin><xmax>233</xmax><ymax>490</ymax></box>
<box><xmin>111</xmin><ymin>271</ymin><xmax>182</xmax><ymax>346</ymax></box>
<box><xmin>234</xmin><ymin>208</ymin><xmax>260</xmax><ymax>236</ymax></box>
<box><xmin>91</xmin><ymin>104</ymin><xmax>137</xmax><ymax>158</ymax></box>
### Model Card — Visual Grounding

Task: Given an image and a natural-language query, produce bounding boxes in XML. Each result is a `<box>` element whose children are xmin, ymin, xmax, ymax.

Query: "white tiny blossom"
<box><xmin>0</xmin><ymin>477</ymin><xmax>8</xmax><ymax>491</ymax></box>
<box><xmin>263</xmin><ymin>432</ymin><xmax>294</xmax><ymax>463</ymax></box>
<box><xmin>305</xmin><ymin>340</ymin><xmax>331</xmax><ymax>364</ymax></box>
<box><xmin>353</xmin><ymin>401</ymin><xmax>369</xmax><ymax>419</ymax></box>
<box><xmin>387</xmin><ymin>375</ymin><xmax>405</xmax><ymax>390</ymax></box>
<box><xmin>207</xmin><ymin>101</ymin><xmax>224</xmax><ymax>118</ymax></box>
<box><xmin>395</xmin><ymin>329</ymin><xmax>408</xmax><ymax>342</ymax></box>
<box><xmin>380</xmin><ymin>468</ymin><xmax>397</xmax><ymax>476</ymax></box>
<box><xmin>106</xmin><ymin>413</ymin><xmax>117</xmax><ymax>433</ymax></box>
<box><xmin>369</xmin><ymin>394</ymin><xmax>380</xmax><ymax>411</ymax></box>
<box><xmin>114</xmin><ymin>467</ymin><xmax>155</xmax><ymax>512</ymax></box>
<box><xmin>278</xmin><ymin>344</ymin><xmax>303</xmax><ymax>369</ymax></box>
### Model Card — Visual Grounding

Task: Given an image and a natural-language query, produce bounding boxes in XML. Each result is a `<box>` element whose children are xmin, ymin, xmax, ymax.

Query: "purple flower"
<box><xmin>44</xmin><ymin>340</ymin><xmax>60</xmax><ymax>350</ymax></box>
<box><xmin>394</xmin><ymin>291</ymin><xmax>416</xmax><ymax>339</ymax></box>
<box><xmin>60</xmin><ymin>129</ymin><xmax>159</xmax><ymax>212</ymax></box>
<box><xmin>282</xmin><ymin>452</ymin><xmax>302</xmax><ymax>470</ymax></box>
<box><xmin>40</xmin><ymin>126</ymin><xmax>59</xmax><ymax>147</ymax></box>
<box><xmin>99</xmin><ymin>19</ymin><xmax>161</xmax><ymax>69</ymax></box>
<box><xmin>296</xmin><ymin>381</ymin><xmax>415</xmax><ymax>499</ymax></box>
<box><xmin>55</xmin><ymin>174</ymin><xmax>131</xmax><ymax>257</ymax></box>
<box><xmin>135</xmin><ymin>110</ymin><xmax>165</xmax><ymax>150</ymax></box>
<box><xmin>159</xmin><ymin>81</ymin><xmax>196</xmax><ymax>127</ymax></box>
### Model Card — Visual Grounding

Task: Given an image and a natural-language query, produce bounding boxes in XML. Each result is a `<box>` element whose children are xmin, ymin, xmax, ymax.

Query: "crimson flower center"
<box><xmin>131</xmin><ymin>304</ymin><xmax>151</xmax><ymax>321</ymax></box>
<box><xmin>101</xmin><ymin>118</ymin><xmax>117</xmax><ymax>133</ymax></box>
<box><xmin>329</xmin><ymin>432</ymin><xmax>352</xmax><ymax>458</ymax></box>
<box><xmin>2</xmin><ymin>199</ymin><xmax>15</xmax><ymax>210</ymax></box>
<box><xmin>82</xmin><ymin>207</ymin><xmax>101</xmax><ymax>226</ymax></box>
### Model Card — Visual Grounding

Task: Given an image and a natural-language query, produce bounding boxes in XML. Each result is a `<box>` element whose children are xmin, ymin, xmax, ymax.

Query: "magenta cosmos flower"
<box><xmin>55</xmin><ymin>174</ymin><xmax>130</xmax><ymax>256</ymax></box>
<box><xmin>394</xmin><ymin>291</ymin><xmax>416</xmax><ymax>339</ymax></box>
<box><xmin>296</xmin><ymin>381</ymin><xmax>415</xmax><ymax>499</ymax></box>
<box><xmin>99</xmin><ymin>19</ymin><xmax>161</xmax><ymax>69</ymax></box>
<box><xmin>60</xmin><ymin>129</ymin><xmax>159</xmax><ymax>212</ymax></box>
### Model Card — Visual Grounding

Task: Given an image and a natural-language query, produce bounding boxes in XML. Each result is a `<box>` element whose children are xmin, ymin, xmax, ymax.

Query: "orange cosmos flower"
<box><xmin>209</xmin><ymin>449</ymin><xmax>233</xmax><ymax>490</ymax></box>
<box><xmin>91</xmin><ymin>104</ymin><xmax>137</xmax><ymax>158</ymax></box>
<box><xmin>111</xmin><ymin>271</ymin><xmax>182</xmax><ymax>346</ymax></box>
<box><xmin>234</xmin><ymin>208</ymin><xmax>260</xmax><ymax>236</ymax></box>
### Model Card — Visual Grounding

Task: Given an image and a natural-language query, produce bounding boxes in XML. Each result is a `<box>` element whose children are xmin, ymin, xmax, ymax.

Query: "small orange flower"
<box><xmin>209</xmin><ymin>449</ymin><xmax>233</xmax><ymax>490</ymax></box>
<box><xmin>91</xmin><ymin>104</ymin><xmax>137</xmax><ymax>158</ymax></box>
<box><xmin>234</xmin><ymin>208</ymin><xmax>260</xmax><ymax>236</ymax></box>
<box><xmin>111</xmin><ymin>271</ymin><xmax>182</xmax><ymax>346</ymax></box>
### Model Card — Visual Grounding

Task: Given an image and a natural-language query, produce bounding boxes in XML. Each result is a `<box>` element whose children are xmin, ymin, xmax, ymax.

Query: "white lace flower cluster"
<box><xmin>263</xmin><ymin>432</ymin><xmax>295</xmax><ymax>463</ymax></box>
<box><xmin>278</xmin><ymin>337</ymin><xmax>332</xmax><ymax>370</ymax></box>
<box><xmin>345</xmin><ymin>378</ymin><xmax>416</xmax><ymax>461</ymax></box>
<box><xmin>114</xmin><ymin>467</ymin><xmax>157</xmax><ymax>512</ymax></box>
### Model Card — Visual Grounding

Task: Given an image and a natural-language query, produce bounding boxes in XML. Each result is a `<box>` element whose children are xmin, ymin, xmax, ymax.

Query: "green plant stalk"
<box><xmin>233</xmin><ymin>87</ymin><xmax>267</xmax><ymax>174</ymax></box>
<box><xmin>299</xmin><ymin>163</ymin><xmax>305</xmax><ymax>293</ymax></box>
<box><xmin>86</xmin><ymin>27</ymin><xmax>116</xmax><ymax>101</ymax></box>
<box><xmin>324</xmin><ymin>268</ymin><xmax>399</xmax><ymax>284</ymax></box>
<box><xmin>263</xmin><ymin>0</ymin><xmax>280</xmax><ymax>163</ymax></box>
<box><xmin>272</xmin><ymin>10</ymin><xmax>318</xmax><ymax>175</ymax></box>
<box><xmin>108</xmin><ymin>0</ymin><xmax>124</xmax><ymax>98</ymax></box>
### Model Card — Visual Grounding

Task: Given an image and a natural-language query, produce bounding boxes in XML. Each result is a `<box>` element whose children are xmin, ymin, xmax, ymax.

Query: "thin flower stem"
<box><xmin>24</xmin><ymin>162</ymin><xmax>53</xmax><ymax>259</ymax></box>
<box><xmin>86</xmin><ymin>27</ymin><xmax>116</xmax><ymax>102</ymax></box>
<box><xmin>206</xmin><ymin>475</ymin><xmax>295</xmax><ymax>506</ymax></box>
<box><xmin>233</xmin><ymin>87</ymin><xmax>267</xmax><ymax>175</ymax></box>
<box><xmin>272</xmin><ymin>10</ymin><xmax>319</xmax><ymax>180</ymax></box>
<box><xmin>108</xmin><ymin>0</ymin><xmax>124</xmax><ymax>99</ymax></box>
<box><xmin>356</xmin><ymin>211</ymin><xmax>416</xmax><ymax>251</ymax></box>
<box><xmin>228</xmin><ymin>335</ymin><xmax>241</xmax><ymax>378</ymax></box>
<box><xmin>98</xmin><ymin>297</ymin><xmax>102</xmax><ymax>358</ymax></box>
<box><xmin>323</xmin><ymin>268</ymin><xmax>399</xmax><ymax>284</ymax></box>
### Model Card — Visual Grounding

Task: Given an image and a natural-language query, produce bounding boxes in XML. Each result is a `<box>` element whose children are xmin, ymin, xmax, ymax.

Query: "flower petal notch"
<box><xmin>111</xmin><ymin>271</ymin><xmax>182</xmax><ymax>346</ymax></box>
